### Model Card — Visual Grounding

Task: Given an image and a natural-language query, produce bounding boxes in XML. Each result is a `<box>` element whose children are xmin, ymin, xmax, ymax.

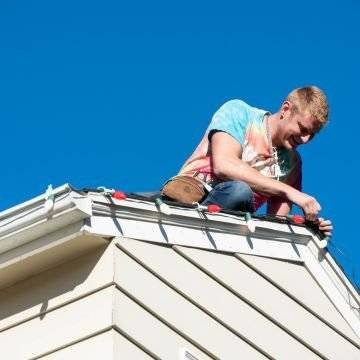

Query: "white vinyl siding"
<box><xmin>0</xmin><ymin>243</ymin><xmax>112</xmax><ymax>331</ymax></box>
<box><xmin>114</xmin><ymin>243</ymin><xmax>267</xmax><ymax>359</ymax></box>
<box><xmin>117</xmin><ymin>237</ymin><xmax>320</xmax><ymax>359</ymax></box>
<box><xmin>41</xmin><ymin>329</ymin><xmax>153</xmax><ymax>359</ymax></box>
<box><xmin>0</xmin><ymin>233</ymin><xmax>359</xmax><ymax>359</ymax></box>
<box><xmin>175</xmin><ymin>245</ymin><xmax>359</xmax><ymax>359</ymax></box>
<box><xmin>41</xmin><ymin>330</ymin><xmax>115</xmax><ymax>359</ymax></box>
<box><xmin>0</xmin><ymin>286</ymin><xmax>114</xmax><ymax>359</ymax></box>
<box><xmin>238</xmin><ymin>253</ymin><xmax>359</xmax><ymax>342</ymax></box>
<box><xmin>113</xmin><ymin>288</ymin><xmax>212</xmax><ymax>359</ymax></box>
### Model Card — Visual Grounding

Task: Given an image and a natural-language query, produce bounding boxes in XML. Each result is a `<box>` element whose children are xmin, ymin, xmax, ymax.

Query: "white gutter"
<box><xmin>0</xmin><ymin>184</ymin><xmax>92</xmax><ymax>255</ymax></box>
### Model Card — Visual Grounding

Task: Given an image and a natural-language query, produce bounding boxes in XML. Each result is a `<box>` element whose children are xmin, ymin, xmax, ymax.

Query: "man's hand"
<box><xmin>288</xmin><ymin>190</ymin><xmax>321</xmax><ymax>221</ymax></box>
<box><xmin>317</xmin><ymin>217</ymin><xmax>333</xmax><ymax>237</ymax></box>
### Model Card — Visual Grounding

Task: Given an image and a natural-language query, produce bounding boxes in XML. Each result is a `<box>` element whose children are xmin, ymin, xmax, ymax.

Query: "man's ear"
<box><xmin>280</xmin><ymin>100</ymin><xmax>291</xmax><ymax>119</ymax></box>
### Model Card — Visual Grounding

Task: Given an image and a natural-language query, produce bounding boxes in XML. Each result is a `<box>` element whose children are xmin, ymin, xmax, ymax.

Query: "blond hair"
<box><xmin>286</xmin><ymin>86</ymin><xmax>329</xmax><ymax>124</ymax></box>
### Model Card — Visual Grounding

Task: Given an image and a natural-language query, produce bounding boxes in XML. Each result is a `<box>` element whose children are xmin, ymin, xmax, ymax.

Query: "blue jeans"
<box><xmin>201</xmin><ymin>181</ymin><xmax>255</xmax><ymax>212</ymax></box>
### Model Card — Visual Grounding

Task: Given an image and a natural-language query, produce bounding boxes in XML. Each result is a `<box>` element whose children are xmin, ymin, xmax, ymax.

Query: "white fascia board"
<box><xmin>0</xmin><ymin>184</ymin><xmax>92</xmax><ymax>255</ymax></box>
<box><xmin>88</xmin><ymin>194</ymin><xmax>312</xmax><ymax>243</ymax></box>
<box><xmin>86</xmin><ymin>195</ymin><xmax>312</xmax><ymax>262</ymax></box>
<box><xmin>307</xmin><ymin>240</ymin><xmax>360</xmax><ymax>305</ymax></box>
<box><xmin>299</xmin><ymin>245</ymin><xmax>360</xmax><ymax>337</ymax></box>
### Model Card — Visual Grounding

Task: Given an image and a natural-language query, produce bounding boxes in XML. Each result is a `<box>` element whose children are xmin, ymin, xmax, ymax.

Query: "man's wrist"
<box><xmin>281</xmin><ymin>184</ymin><xmax>300</xmax><ymax>203</ymax></box>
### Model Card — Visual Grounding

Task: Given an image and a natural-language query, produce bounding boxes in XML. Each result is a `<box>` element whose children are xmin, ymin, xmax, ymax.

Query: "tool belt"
<box><xmin>161</xmin><ymin>173</ymin><xmax>213</xmax><ymax>204</ymax></box>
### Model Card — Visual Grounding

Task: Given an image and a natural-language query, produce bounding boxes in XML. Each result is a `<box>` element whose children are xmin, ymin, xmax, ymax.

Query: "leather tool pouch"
<box><xmin>161</xmin><ymin>175</ymin><xmax>206</xmax><ymax>204</ymax></box>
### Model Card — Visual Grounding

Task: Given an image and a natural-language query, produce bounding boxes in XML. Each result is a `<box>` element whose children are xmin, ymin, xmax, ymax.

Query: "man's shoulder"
<box><xmin>218</xmin><ymin>99</ymin><xmax>251</xmax><ymax>111</ymax></box>
<box><xmin>217</xmin><ymin>99</ymin><xmax>267</xmax><ymax>118</ymax></box>
<box><xmin>211</xmin><ymin>99</ymin><xmax>252</xmax><ymax>127</ymax></box>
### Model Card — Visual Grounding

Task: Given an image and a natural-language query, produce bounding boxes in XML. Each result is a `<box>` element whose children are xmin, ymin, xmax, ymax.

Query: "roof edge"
<box><xmin>0</xmin><ymin>185</ymin><xmax>92</xmax><ymax>255</ymax></box>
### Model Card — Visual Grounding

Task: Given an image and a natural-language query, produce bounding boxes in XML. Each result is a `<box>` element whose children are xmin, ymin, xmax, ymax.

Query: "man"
<box><xmin>178</xmin><ymin>86</ymin><xmax>332</xmax><ymax>236</ymax></box>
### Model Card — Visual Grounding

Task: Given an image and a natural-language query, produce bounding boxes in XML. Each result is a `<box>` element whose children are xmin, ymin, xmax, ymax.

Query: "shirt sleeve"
<box><xmin>207</xmin><ymin>100</ymin><xmax>250</xmax><ymax>145</ymax></box>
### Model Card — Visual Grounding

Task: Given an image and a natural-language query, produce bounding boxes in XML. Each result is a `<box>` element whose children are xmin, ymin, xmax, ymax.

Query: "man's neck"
<box><xmin>266</xmin><ymin>112</ymin><xmax>281</xmax><ymax>146</ymax></box>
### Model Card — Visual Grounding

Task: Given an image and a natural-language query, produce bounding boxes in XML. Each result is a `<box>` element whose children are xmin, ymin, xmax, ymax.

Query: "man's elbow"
<box><xmin>213</xmin><ymin>158</ymin><xmax>251</xmax><ymax>181</ymax></box>
<box><xmin>212</xmin><ymin>161</ymin><xmax>231</xmax><ymax>180</ymax></box>
<box><xmin>213</xmin><ymin>166</ymin><xmax>223</xmax><ymax>178</ymax></box>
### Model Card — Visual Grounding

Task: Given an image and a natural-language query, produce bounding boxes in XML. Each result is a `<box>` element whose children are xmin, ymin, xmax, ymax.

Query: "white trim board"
<box><xmin>0</xmin><ymin>185</ymin><xmax>92</xmax><ymax>255</ymax></box>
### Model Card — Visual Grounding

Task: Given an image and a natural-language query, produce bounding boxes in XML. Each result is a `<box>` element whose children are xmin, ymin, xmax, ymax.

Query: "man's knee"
<box><xmin>202</xmin><ymin>180</ymin><xmax>254</xmax><ymax>211</ymax></box>
<box><xmin>226</xmin><ymin>181</ymin><xmax>253</xmax><ymax>201</ymax></box>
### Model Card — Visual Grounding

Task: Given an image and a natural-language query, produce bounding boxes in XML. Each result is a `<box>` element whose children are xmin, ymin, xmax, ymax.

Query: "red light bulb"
<box><xmin>112</xmin><ymin>191</ymin><xmax>127</xmax><ymax>200</ymax></box>
<box><xmin>207</xmin><ymin>204</ymin><xmax>221</xmax><ymax>213</ymax></box>
<box><xmin>292</xmin><ymin>215</ymin><xmax>305</xmax><ymax>224</ymax></box>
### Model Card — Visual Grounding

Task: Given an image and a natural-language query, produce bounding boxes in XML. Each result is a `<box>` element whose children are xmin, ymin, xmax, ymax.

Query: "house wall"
<box><xmin>41</xmin><ymin>329</ymin><xmax>152</xmax><ymax>359</ymax></box>
<box><xmin>115</xmin><ymin>237</ymin><xmax>359</xmax><ymax>359</ymax></box>
<box><xmin>0</xmin><ymin>242</ymin><xmax>113</xmax><ymax>359</ymax></box>
<box><xmin>0</xmin><ymin>235</ymin><xmax>359</xmax><ymax>359</ymax></box>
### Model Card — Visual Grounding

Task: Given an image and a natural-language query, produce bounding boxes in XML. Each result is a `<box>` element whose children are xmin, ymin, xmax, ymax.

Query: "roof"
<box><xmin>0</xmin><ymin>184</ymin><xmax>359</xmax><ymax>358</ymax></box>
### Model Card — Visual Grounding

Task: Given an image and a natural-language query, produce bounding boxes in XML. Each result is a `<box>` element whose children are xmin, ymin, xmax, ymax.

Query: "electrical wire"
<box><xmin>327</xmin><ymin>240</ymin><xmax>360</xmax><ymax>295</ymax></box>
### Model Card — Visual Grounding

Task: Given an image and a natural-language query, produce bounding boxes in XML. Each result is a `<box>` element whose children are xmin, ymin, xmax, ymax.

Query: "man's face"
<box><xmin>276</xmin><ymin>103</ymin><xmax>322</xmax><ymax>149</ymax></box>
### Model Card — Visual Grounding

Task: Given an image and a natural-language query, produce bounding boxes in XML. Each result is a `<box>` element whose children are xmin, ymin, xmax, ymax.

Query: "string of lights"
<box><xmin>80</xmin><ymin>186</ymin><xmax>359</xmax><ymax>294</ymax></box>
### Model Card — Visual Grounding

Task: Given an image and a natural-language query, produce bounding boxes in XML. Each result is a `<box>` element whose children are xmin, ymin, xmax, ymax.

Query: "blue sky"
<box><xmin>1</xmin><ymin>1</ymin><xmax>359</xmax><ymax>285</ymax></box>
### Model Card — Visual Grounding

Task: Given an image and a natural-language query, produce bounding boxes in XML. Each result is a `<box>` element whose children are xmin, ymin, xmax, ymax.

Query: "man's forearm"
<box><xmin>214</xmin><ymin>158</ymin><xmax>299</xmax><ymax>200</ymax></box>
